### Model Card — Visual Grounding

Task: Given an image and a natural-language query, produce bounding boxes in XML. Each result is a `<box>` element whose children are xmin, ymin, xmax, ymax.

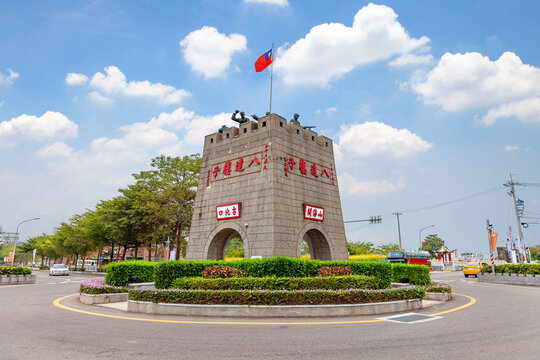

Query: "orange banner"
<box><xmin>489</xmin><ymin>232</ymin><xmax>498</xmax><ymax>253</ymax></box>
<box><xmin>8</xmin><ymin>252</ymin><xmax>13</xmax><ymax>263</ymax></box>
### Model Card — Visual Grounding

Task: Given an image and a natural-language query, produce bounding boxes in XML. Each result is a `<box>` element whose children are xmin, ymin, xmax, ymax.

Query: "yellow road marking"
<box><xmin>53</xmin><ymin>292</ymin><xmax>476</xmax><ymax>325</ymax></box>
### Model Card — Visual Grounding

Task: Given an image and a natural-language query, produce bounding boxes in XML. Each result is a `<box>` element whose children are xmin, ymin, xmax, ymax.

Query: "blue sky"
<box><xmin>1</xmin><ymin>0</ymin><xmax>539</xmax><ymax>255</ymax></box>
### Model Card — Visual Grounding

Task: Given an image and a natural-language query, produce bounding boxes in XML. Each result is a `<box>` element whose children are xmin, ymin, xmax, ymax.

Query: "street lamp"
<box><xmin>11</xmin><ymin>217</ymin><xmax>40</xmax><ymax>266</ymax></box>
<box><xmin>419</xmin><ymin>224</ymin><xmax>435</xmax><ymax>250</ymax></box>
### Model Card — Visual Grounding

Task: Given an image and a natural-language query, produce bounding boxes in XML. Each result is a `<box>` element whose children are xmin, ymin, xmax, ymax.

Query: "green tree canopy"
<box><xmin>421</xmin><ymin>234</ymin><xmax>445</xmax><ymax>256</ymax></box>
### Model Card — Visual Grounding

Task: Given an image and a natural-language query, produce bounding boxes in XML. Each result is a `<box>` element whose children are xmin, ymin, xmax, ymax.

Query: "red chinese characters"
<box><xmin>223</xmin><ymin>161</ymin><xmax>232</xmax><ymax>176</ymax></box>
<box><xmin>216</xmin><ymin>203</ymin><xmax>241</xmax><ymax>220</ymax></box>
<box><xmin>304</xmin><ymin>204</ymin><xmax>324</xmax><ymax>222</ymax></box>
<box><xmin>299</xmin><ymin>159</ymin><xmax>307</xmax><ymax>175</ymax></box>
<box><xmin>235</xmin><ymin>158</ymin><xmax>244</xmax><ymax>172</ymax></box>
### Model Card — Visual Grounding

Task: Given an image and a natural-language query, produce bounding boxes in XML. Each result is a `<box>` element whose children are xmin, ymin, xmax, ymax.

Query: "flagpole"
<box><xmin>269</xmin><ymin>43</ymin><xmax>274</xmax><ymax>114</ymax></box>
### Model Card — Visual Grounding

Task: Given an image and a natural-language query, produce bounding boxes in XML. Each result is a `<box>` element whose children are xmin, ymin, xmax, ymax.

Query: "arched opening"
<box><xmin>303</xmin><ymin>229</ymin><xmax>332</xmax><ymax>260</ymax></box>
<box><xmin>207</xmin><ymin>228</ymin><xmax>243</xmax><ymax>260</ymax></box>
<box><xmin>299</xmin><ymin>238</ymin><xmax>311</xmax><ymax>259</ymax></box>
<box><xmin>224</xmin><ymin>237</ymin><xmax>244</xmax><ymax>259</ymax></box>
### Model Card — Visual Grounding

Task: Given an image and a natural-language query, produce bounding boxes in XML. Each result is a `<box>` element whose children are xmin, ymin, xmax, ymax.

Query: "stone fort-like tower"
<box><xmin>186</xmin><ymin>113</ymin><xmax>348</xmax><ymax>261</ymax></box>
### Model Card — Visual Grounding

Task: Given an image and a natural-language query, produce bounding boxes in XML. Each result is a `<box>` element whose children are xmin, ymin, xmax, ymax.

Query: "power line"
<box><xmin>401</xmin><ymin>186</ymin><xmax>504</xmax><ymax>214</ymax></box>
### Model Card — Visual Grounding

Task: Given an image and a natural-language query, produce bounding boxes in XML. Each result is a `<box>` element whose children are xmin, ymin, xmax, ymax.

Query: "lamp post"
<box><xmin>419</xmin><ymin>224</ymin><xmax>435</xmax><ymax>250</ymax></box>
<box><xmin>11</xmin><ymin>217</ymin><xmax>40</xmax><ymax>266</ymax></box>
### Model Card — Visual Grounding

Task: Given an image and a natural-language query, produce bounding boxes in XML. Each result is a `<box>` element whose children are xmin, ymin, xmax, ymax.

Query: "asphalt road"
<box><xmin>1</xmin><ymin>270</ymin><xmax>539</xmax><ymax>360</ymax></box>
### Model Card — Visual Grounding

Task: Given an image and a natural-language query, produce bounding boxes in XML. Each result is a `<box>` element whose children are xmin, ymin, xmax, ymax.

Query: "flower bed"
<box><xmin>171</xmin><ymin>275</ymin><xmax>381</xmax><ymax>291</ymax></box>
<box><xmin>0</xmin><ymin>266</ymin><xmax>31</xmax><ymax>276</ymax></box>
<box><xmin>129</xmin><ymin>286</ymin><xmax>425</xmax><ymax>306</ymax></box>
<box><xmin>80</xmin><ymin>278</ymin><xmax>129</xmax><ymax>294</ymax></box>
<box><xmin>424</xmin><ymin>282</ymin><xmax>451</xmax><ymax>294</ymax></box>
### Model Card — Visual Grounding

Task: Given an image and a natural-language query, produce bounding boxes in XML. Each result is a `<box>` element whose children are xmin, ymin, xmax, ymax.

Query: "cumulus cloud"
<box><xmin>89</xmin><ymin>66</ymin><xmax>190</xmax><ymax>104</ymax></box>
<box><xmin>65</xmin><ymin>73</ymin><xmax>89</xmax><ymax>86</ymax></box>
<box><xmin>0</xmin><ymin>68</ymin><xmax>19</xmax><ymax>85</ymax></box>
<box><xmin>504</xmin><ymin>145</ymin><xmax>519</xmax><ymax>152</ymax></box>
<box><xmin>180</xmin><ymin>26</ymin><xmax>247</xmax><ymax>79</ymax></box>
<box><xmin>336</xmin><ymin>121</ymin><xmax>433</xmax><ymax>159</ymax></box>
<box><xmin>340</xmin><ymin>173</ymin><xmax>406</xmax><ymax>196</ymax></box>
<box><xmin>389</xmin><ymin>53</ymin><xmax>433</xmax><ymax>67</ymax></box>
<box><xmin>0</xmin><ymin>100</ymin><xmax>4</xmax><ymax>107</ymax></box>
<box><xmin>244</xmin><ymin>0</ymin><xmax>288</xmax><ymax>5</ymax></box>
<box><xmin>274</xmin><ymin>3</ymin><xmax>429</xmax><ymax>87</ymax></box>
<box><xmin>0</xmin><ymin>111</ymin><xmax>78</xmax><ymax>146</ymax></box>
<box><xmin>88</xmin><ymin>90</ymin><xmax>114</xmax><ymax>104</ymax></box>
<box><xmin>36</xmin><ymin>142</ymin><xmax>76</xmax><ymax>158</ymax></box>
<box><xmin>481</xmin><ymin>97</ymin><xmax>540</xmax><ymax>125</ymax></box>
<box><xmin>411</xmin><ymin>51</ymin><xmax>540</xmax><ymax>124</ymax></box>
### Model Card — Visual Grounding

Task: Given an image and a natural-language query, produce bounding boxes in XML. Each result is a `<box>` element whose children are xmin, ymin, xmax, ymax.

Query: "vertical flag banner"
<box><xmin>489</xmin><ymin>232</ymin><xmax>498</xmax><ymax>253</ymax></box>
<box><xmin>255</xmin><ymin>48</ymin><xmax>273</xmax><ymax>72</ymax></box>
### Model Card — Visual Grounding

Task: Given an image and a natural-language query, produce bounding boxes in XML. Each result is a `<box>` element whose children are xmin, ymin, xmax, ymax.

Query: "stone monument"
<box><xmin>186</xmin><ymin>113</ymin><xmax>348</xmax><ymax>261</ymax></box>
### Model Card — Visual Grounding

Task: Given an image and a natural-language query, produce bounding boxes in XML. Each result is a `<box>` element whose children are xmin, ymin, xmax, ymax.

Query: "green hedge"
<box><xmin>153</xmin><ymin>257</ymin><xmax>393</xmax><ymax>289</ymax></box>
<box><xmin>80</xmin><ymin>278</ymin><xmax>129</xmax><ymax>294</ymax></box>
<box><xmin>0</xmin><ymin>266</ymin><xmax>32</xmax><ymax>276</ymax></box>
<box><xmin>481</xmin><ymin>264</ymin><xmax>540</xmax><ymax>275</ymax></box>
<box><xmin>171</xmin><ymin>275</ymin><xmax>381</xmax><ymax>291</ymax></box>
<box><xmin>104</xmin><ymin>261</ymin><xmax>155</xmax><ymax>286</ymax></box>
<box><xmin>391</xmin><ymin>264</ymin><xmax>431</xmax><ymax>285</ymax></box>
<box><xmin>129</xmin><ymin>286</ymin><xmax>425</xmax><ymax>305</ymax></box>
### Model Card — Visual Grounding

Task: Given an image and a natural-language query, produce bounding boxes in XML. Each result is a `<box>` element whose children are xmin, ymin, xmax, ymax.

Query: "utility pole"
<box><xmin>393</xmin><ymin>212</ymin><xmax>403</xmax><ymax>250</ymax></box>
<box><xmin>504</xmin><ymin>174</ymin><xmax>525</xmax><ymax>263</ymax></box>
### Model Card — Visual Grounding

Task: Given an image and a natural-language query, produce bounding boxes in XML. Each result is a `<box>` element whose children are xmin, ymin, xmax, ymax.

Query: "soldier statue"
<box><xmin>290</xmin><ymin>113</ymin><xmax>301</xmax><ymax>125</ymax></box>
<box><xmin>231</xmin><ymin>110</ymin><xmax>249</xmax><ymax>124</ymax></box>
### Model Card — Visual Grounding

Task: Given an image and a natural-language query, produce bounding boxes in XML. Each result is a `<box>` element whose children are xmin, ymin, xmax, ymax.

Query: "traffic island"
<box><xmin>478</xmin><ymin>272</ymin><xmax>540</xmax><ymax>286</ymax></box>
<box><xmin>0</xmin><ymin>274</ymin><xmax>37</xmax><ymax>285</ymax></box>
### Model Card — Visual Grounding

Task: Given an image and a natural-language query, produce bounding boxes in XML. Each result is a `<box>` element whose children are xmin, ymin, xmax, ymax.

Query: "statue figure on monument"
<box><xmin>303</xmin><ymin>126</ymin><xmax>316</xmax><ymax>130</ymax></box>
<box><xmin>231</xmin><ymin>110</ymin><xmax>249</xmax><ymax>124</ymax></box>
<box><xmin>218</xmin><ymin>125</ymin><xmax>228</xmax><ymax>133</ymax></box>
<box><xmin>290</xmin><ymin>113</ymin><xmax>301</xmax><ymax>125</ymax></box>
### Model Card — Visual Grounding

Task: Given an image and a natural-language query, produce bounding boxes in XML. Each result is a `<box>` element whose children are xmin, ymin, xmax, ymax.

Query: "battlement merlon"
<box><xmin>203</xmin><ymin>113</ymin><xmax>334</xmax><ymax>150</ymax></box>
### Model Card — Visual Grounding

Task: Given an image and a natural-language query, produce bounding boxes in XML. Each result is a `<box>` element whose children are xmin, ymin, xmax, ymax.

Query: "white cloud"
<box><xmin>0</xmin><ymin>68</ymin><xmax>19</xmax><ymax>85</ymax></box>
<box><xmin>65</xmin><ymin>73</ymin><xmax>89</xmax><ymax>86</ymax></box>
<box><xmin>340</xmin><ymin>173</ymin><xmax>406</xmax><ymax>196</ymax></box>
<box><xmin>0</xmin><ymin>111</ymin><xmax>78</xmax><ymax>146</ymax></box>
<box><xmin>244</xmin><ymin>0</ymin><xmax>288</xmax><ymax>6</ymax></box>
<box><xmin>325</xmin><ymin>107</ymin><xmax>337</xmax><ymax>115</ymax></box>
<box><xmin>180</xmin><ymin>26</ymin><xmax>247</xmax><ymax>79</ymax></box>
<box><xmin>89</xmin><ymin>66</ymin><xmax>190</xmax><ymax>104</ymax></box>
<box><xmin>389</xmin><ymin>53</ymin><xmax>433</xmax><ymax>67</ymax></box>
<box><xmin>336</xmin><ymin>121</ymin><xmax>433</xmax><ymax>159</ymax></box>
<box><xmin>411</xmin><ymin>52</ymin><xmax>540</xmax><ymax>116</ymax></box>
<box><xmin>88</xmin><ymin>90</ymin><xmax>114</xmax><ymax>104</ymax></box>
<box><xmin>481</xmin><ymin>97</ymin><xmax>540</xmax><ymax>125</ymax></box>
<box><xmin>274</xmin><ymin>3</ymin><xmax>429</xmax><ymax>87</ymax></box>
<box><xmin>0</xmin><ymin>100</ymin><xmax>4</xmax><ymax>107</ymax></box>
<box><xmin>504</xmin><ymin>145</ymin><xmax>519</xmax><ymax>152</ymax></box>
<box><xmin>36</xmin><ymin>142</ymin><xmax>76</xmax><ymax>158</ymax></box>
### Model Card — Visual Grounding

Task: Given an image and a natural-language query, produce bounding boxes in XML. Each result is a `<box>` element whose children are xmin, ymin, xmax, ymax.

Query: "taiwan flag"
<box><xmin>255</xmin><ymin>48</ymin><xmax>273</xmax><ymax>72</ymax></box>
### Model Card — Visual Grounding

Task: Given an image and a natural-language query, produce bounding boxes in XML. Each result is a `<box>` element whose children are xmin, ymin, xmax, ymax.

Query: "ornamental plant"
<box><xmin>80</xmin><ymin>278</ymin><xmax>129</xmax><ymax>294</ymax></box>
<box><xmin>201</xmin><ymin>265</ymin><xmax>245</xmax><ymax>279</ymax></box>
<box><xmin>0</xmin><ymin>266</ymin><xmax>32</xmax><ymax>276</ymax></box>
<box><xmin>172</xmin><ymin>275</ymin><xmax>381</xmax><ymax>291</ymax></box>
<box><xmin>424</xmin><ymin>282</ymin><xmax>452</xmax><ymax>294</ymax></box>
<box><xmin>129</xmin><ymin>286</ymin><xmax>425</xmax><ymax>306</ymax></box>
<box><xmin>317</xmin><ymin>266</ymin><xmax>352</xmax><ymax>277</ymax></box>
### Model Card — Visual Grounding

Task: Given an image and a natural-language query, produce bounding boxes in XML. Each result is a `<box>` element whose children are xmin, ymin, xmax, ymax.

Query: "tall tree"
<box><xmin>421</xmin><ymin>234</ymin><xmax>445</xmax><ymax>256</ymax></box>
<box><xmin>132</xmin><ymin>154</ymin><xmax>201</xmax><ymax>260</ymax></box>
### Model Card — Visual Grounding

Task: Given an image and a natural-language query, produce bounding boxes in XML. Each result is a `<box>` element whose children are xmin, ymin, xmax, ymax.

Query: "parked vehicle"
<box><xmin>49</xmin><ymin>264</ymin><xmax>69</xmax><ymax>276</ymax></box>
<box><xmin>387</xmin><ymin>250</ymin><xmax>432</xmax><ymax>269</ymax></box>
<box><xmin>463</xmin><ymin>262</ymin><xmax>489</xmax><ymax>278</ymax></box>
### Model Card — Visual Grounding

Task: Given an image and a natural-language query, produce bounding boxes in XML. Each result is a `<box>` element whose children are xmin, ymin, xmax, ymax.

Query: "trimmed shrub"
<box><xmin>104</xmin><ymin>261</ymin><xmax>155</xmax><ymax>286</ymax></box>
<box><xmin>0</xmin><ymin>266</ymin><xmax>32</xmax><ymax>276</ymax></box>
<box><xmin>317</xmin><ymin>266</ymin><xmax>352</xmax><ymax>277</ymax></box>
<box><xmin>391</xmin><ymin>264</ymin><xmax>431</xmax><ymax>285</ymax></box>
<box><xmin>172</xmin><ymin>275</ymin><xmax>381</xmax><ymax>291</ymax></box>
<box><xmin>481</xmin><ymin>264</ymin><xmax>540</xmax><ymax>275</ymax></box>
<box><xmin>129</xmin><ymin>286</ymin><xmax>425</xmax><ymax>305</ymax></box>
<box><xmin>80</xmin><ymin>278</ymin><xmax>128</xmax><ymax>294</ymax></box>
<box><xmin>201</xmin><ymin>265</ymin><xmax>245</xmax><ymax>279</ymax></box>
<box><xmin>154</xmin><ymin>257</ymin><xmax>394</xmax><ymax>289</ymax></box>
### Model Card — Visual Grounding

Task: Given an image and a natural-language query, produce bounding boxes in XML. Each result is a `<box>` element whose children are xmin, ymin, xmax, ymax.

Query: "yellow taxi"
<box><xmin>463</xmin><ymin>262</ymin><xmax>489</xmax><ymax>278</ymax></box>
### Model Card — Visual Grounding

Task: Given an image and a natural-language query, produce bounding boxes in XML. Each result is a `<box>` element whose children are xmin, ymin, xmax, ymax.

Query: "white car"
<box><xmin>49</xmin><ymin>264</ymin><xmax>69</xmax><ymax>276</ymax></box>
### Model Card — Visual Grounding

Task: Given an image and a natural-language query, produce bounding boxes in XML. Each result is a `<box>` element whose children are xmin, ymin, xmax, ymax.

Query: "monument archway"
<box><xmin>205</xmin><ymin>222</ymin><xmax>249</xmax><ymax>260</ymax></box>
<box><xmin>298</xmin><ymin>225</ymin><xmax>333</xmax><ymax>261</ymax></box>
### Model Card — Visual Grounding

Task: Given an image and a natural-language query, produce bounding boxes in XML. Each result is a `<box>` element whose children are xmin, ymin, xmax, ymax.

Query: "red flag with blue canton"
<box><xmin>255</xmin><ymin>48</ymin><xmax>273</xmax><ymax>72</ymax></box>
